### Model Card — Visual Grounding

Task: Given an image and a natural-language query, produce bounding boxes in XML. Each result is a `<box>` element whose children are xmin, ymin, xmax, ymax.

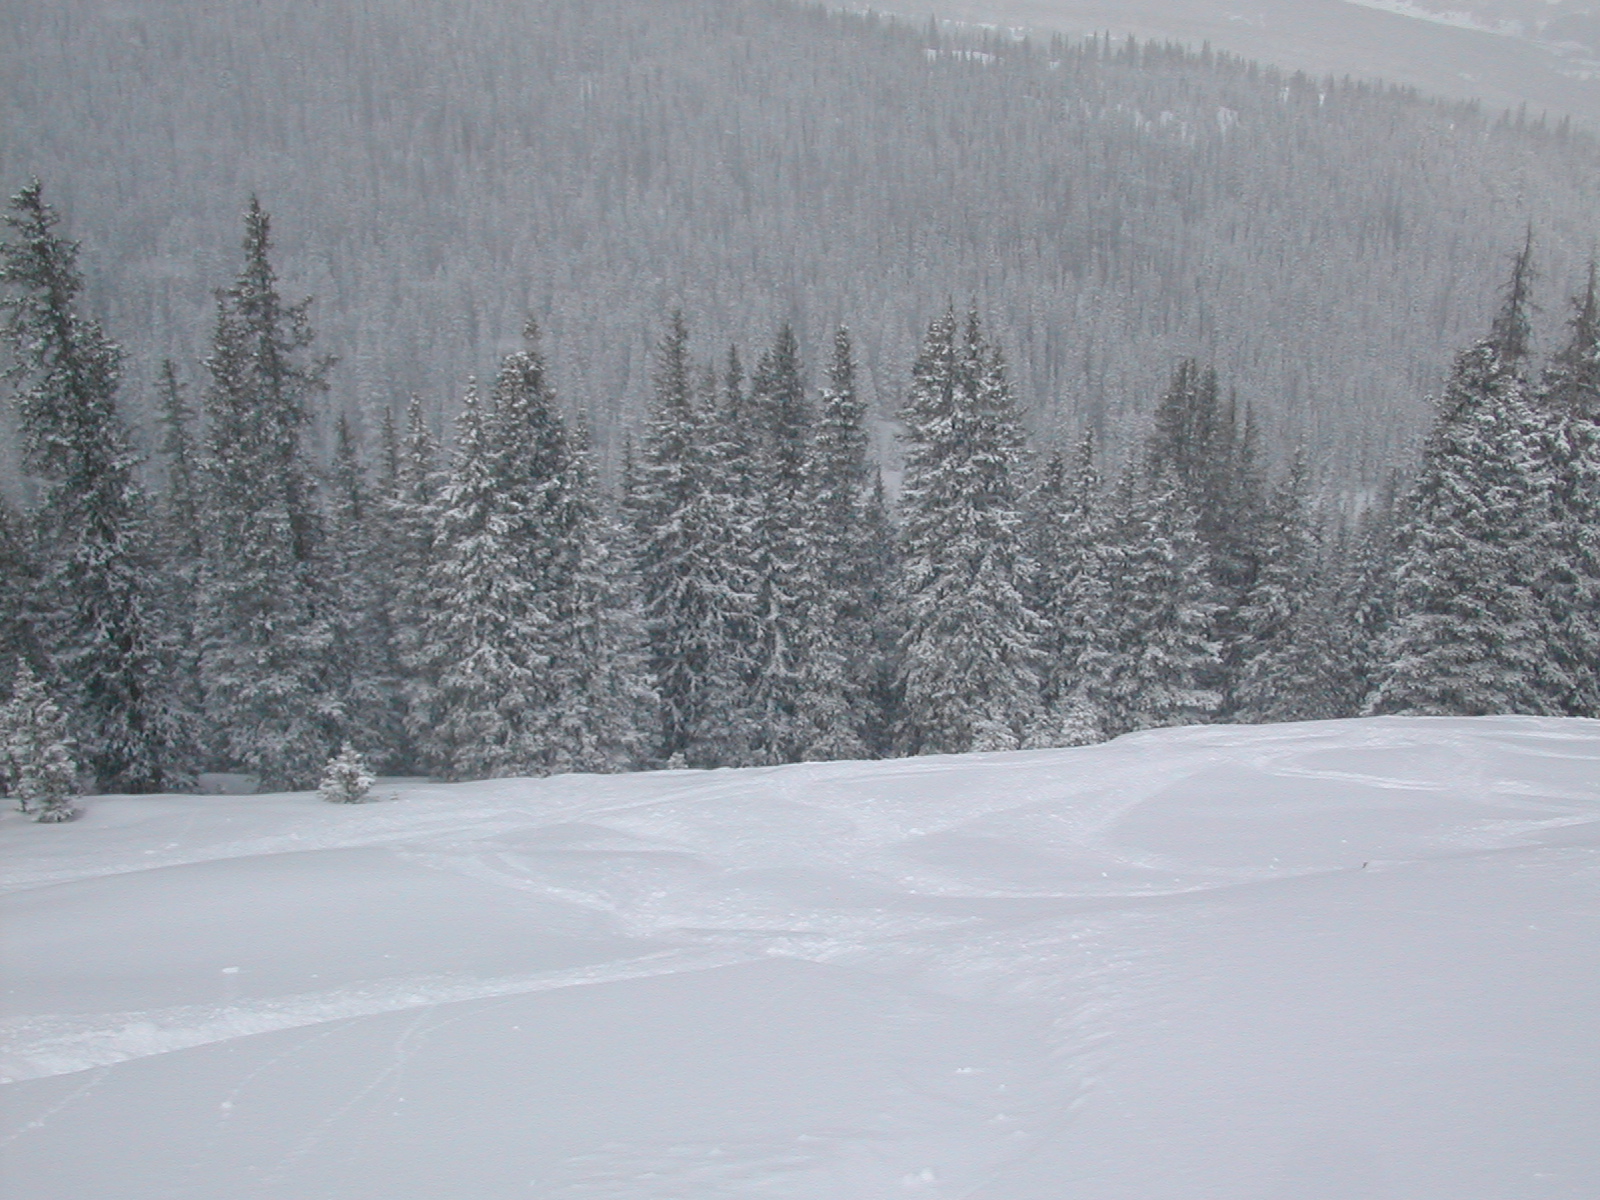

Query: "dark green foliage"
<box><xmin>1079</xmin><ymin>469</ymin><xmax>1222</xmax><ymax>737</ymax></box>
<box><xmin>629</xmin><ymin>314</ymin><xmax>753</xmax><ymax>767</ymax></box>
<box><xmin>325</xmin><ymin>414</ymin><xmax>405</xmax><ymax>768</ymax></box>
<box><xmin>1536</xmin><ymin>263</ymin><xmax>1600</xmax><ymax>716</ymax></box>
<box><xmin>197</xmin><ymin>198</ymin><xmax>338</xmax><ymax>789</ymax></box>
<box><xmin>1145</xmin><ymin>360</ymin><xmax>1270</xmax><ymax>714</ymax></box>
<box><xmin>1027</xmin><ymin>435</ymin><xmax>1110</xmax><ymax>746</ymax></box>
<box><xmin>0</xmin><ymin>663</ymin><xmax>80</xmax><ymax>821</ymax></box>
<box><xmin>0</xmin><ymin>181</ymin><xmax>186</xmax><ymax>793</ymax></box>
<box><xmin>896</xmin><ymin>308</ymin><xmax>1041</xmax><ymax>755</ymax></box>
<box><xmin>413</xmin><ymin>325</ymin><xmax>607</xmax><ymax>779</ymax></box>
<box><xmin>1368</xmin><ymin>244</ymin><xmax>1562</xmax><ymax>716</ymax></box>
<box><xmin>744</xmin><ymin>323</ymin><xmax>816</xmax><ymax>765</ymax></box>
<box><xmin>797</xmin><ymin>327</ymin><xmax>879</xmax><ymax>760</ymax></box>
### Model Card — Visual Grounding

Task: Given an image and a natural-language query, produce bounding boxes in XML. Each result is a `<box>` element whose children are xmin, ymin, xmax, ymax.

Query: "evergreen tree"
<box><xmin>1081</xmin><ymin>468</ymin><xmax>1222</xmax><ymax>736</ymax></box>
<box><xmin>1230</xmin><ymin>454</ymin><xmax>1333</xmax><ymax>722</ymax></box>
<box><xmin>1028</xmin><ymin>433</ymin><xmax>1109</xmax><ymax>745</ymax></box>
<box><xmin>896</xmin><ymin>307</ymin><xmax>1041</xmax><ymax>754</ymax></box>
<box><xmin>196</xmin><ymin>197</ymin><xmax>338</xmax><ymax>789</ymax></box>
<box><xmin>690</xmin><ymin>347</ymin><xmax>764</xmax><ymax>766</ymax></box>
<box><xmin>414</xmin><ymin>323</ymin><xmax>579</xmax><ymax>779</ymax></box>
<box><xmin>745</xmin><ymin>323</ymin><xmax>815</xmax><ymax>764</ymax></box>
<box><xmin>387</xmin><ymin>395</ymin><xmax>444</xmax><ymax>772</ymax></box>
<box><xmin>1</xmin><ymin>664</ymin><xmax>80</xmax><ymax>821</ymax></box>
<box><xmin>859</xmin><ymin>469</ymin><xmax>902</xmax><ymax>758</ymax></box>
<box><xmin>325</xmin><ymin>414</ymin><xmax>404</xmax><ymax>766</ymax></box>
<box><xmin>0</xmin><ymin>180</ymin><xmax>183</xmax><ymax>792</ymax></box>
<box><xmin>0</xmin><ymin>501</ymin><xmax>43</xmax><ymax>703</ymax></box>
<box><xmin>539</xmin><ymin>432</ymin><xmax>655</xmax><ymax>774</ymax></box>
<box><xmin>1536</xmin><ymin>263</ymin><xmax>1600</xmax><ymax>716</ymax></box>
<box><xmin>630</xmin><ymin>315</ymin><xmax>754</xmax><ymax>767</ymax></box>
<box><xmin>1367</xmin><ymin>241</ymin><xmax>1562</xmax><ymax>716</ymax></box>
<box><xmin>795</xmin><ymin>327</ymin><xmax>875</xmax><ymax>760</ymax></box>
<box><xmin>1144</xmin><ymin>359</ymin><xmax>1269</xmax><ymax>714</ymax></box>
<box><xmin>318</xmin><ymin>741</ymin><xmax>375</xmax><ymax>804</ymax></box>
<box><xmin>1319</xmin><ymin>473</ymin><xmax>1405</xmax><ymax>717</ymax></box>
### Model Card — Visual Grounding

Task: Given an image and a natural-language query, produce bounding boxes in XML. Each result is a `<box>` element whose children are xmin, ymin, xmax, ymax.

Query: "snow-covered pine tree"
<box><xmin>692</xmin><ymin>348</ymin><xmax>764</xmax><ymax>765</ymax></box>
<box><xmin>387</xmin><ymin>395</ymin><xmax>444</xmax><ymax>773</ymax></box>
<box><xmin>1081</xmin><ymin>468</ymin><xmax>1222</xmax><ymax>737</ymax></box>
<box><xmin>155</xmin><ymin>360</ymin><xmax>204</xmax><ymax>591</ymax></box>
<box><xmin>795</xmin><ymin>327</ymin><xmax>875</xmax><ymax>761</ymax></box>
<box><xmin>1535</xmin><ymin>263</ymin><xmax>1600</xmax><ymax>716</ymax></box>
<box><xmin>1230</xmin><ymin>453</ymin><xmax>1335</xmax><ymax>722</ymax></box>
<box><xmin>1144</xmin><ymin>359</ymin><xmax>1269</xmax><ymax>715</ymax></box>
<box><xmin>414</xmin><ymin>322</ymin><xmax>579</xmax><ymax>780</ymax></box>
<box><xmin>408</xmin><ymin>380</ymin><xmax>498</xmax><ymax>775</ymax></box>
<box><xmin>896</xmin><ymin>307</ymin><xmax>1041</xmax><ymax>755</ymax></box>
<box><xmin>630</xmin><ymin>315</ymin><xmax>754</xmax><ymax>767</ymax></box>
<box><xmin>1027</xmin><ymin>433</ymin><xmax>1109</xmax><ymax>746</ymax></box>
<box><xmin>197</xmin><ymin>197</ymin><xmax>339</xmax><ymax>790</ymax></box>
<box><xmin>325</xmin><ymin>414</ymin><xmax>404</xmax><ymax>767</ymax></box>
<box><xmin>152</xmin><ymin>361</ymin><xmax>204</xmax><ymax>692</ymax></box>
<box><xmin>1367</xmin><ymin>240</ymin><xmax>1564</xmax><ymax>716</ymax></box>
<box><xmin>318</xmin><ymin>741</ymin><xmax>375</xmax><ymax>803</ymax></box>
<box><xmin>0</xmin><ymin>180</ymin><xmax>185</xmax><ymax>793</ymax></box>
<box><xmin>539</xmin><ymin>430</ymin><xmax>656</xmax><ymax>774</ymax></box>
<box><xmin>0</xmin><ymin>502</ymin><xmax>43</xmax><ymax>710</ymax></box>
<box><xmin>860</xmin><ymin>469</ymin><xmax>903</xmax><ymax>758</ymax></box>
<box><xmin>744</xmin><ymin>323</ymin><xmax>815</xmax><ymax>764</ymax></box>
<box><xmin>1</xmin><ymin>664</ymin><xmax>80</xmax><ymax>821</ymax></box>
<box><xmin>1318</xmin><ymin>470</ymin><xmax>1406</xmax><ymax>716</ymax></box>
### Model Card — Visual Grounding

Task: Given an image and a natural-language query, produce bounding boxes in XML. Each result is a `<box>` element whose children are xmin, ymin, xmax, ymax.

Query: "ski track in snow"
<box><xmin>0</xmin><ymin>948</ymin><xmax>762</xmax><ymax>1083</ymax></box>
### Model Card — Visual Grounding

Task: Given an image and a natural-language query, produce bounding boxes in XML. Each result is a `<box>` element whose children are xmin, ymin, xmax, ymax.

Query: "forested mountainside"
<box><xmin>2</xmin><ymin>0</ymin><xmax>1598</xmax><ymax>487</ymax></box>
<box><xmin>889</xmin><ymin>0</ymin><xmax>1600</xmax><ymax>131</ymax></box>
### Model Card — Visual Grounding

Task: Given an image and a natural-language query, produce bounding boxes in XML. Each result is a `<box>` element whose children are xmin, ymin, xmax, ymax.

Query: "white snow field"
<box><xmin>3</xmin><ymin>716</ymin><xmax>1598</xmax><ymax>1199</ymax></box>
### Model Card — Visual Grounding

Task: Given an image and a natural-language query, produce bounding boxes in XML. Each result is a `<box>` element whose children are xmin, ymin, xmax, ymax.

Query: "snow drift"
<box><xmin>2</xmin><ymin>716</ymin><xmax>1597</xmax><ymax>1198</ymax></box>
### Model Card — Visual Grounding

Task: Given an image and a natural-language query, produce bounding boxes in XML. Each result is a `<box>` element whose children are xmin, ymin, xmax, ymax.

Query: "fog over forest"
<box><xmin>3</xmin><ymin>0</ymin><xmax>1598</xmax><ymax>493</ymax></box>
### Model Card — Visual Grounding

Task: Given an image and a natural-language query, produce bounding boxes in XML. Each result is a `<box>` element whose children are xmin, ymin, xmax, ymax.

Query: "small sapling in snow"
<box><xmin>319</xmin><ymin>743</ymin><xmax>375</xmax><ymax>804</ymax></box>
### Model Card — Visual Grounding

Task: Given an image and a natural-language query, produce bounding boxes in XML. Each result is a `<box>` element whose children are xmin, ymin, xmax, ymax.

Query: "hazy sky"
<box><xmin>877</xmin><ymin>0</ymin><xmax>1600</xmax><ymax>129</ymax></box>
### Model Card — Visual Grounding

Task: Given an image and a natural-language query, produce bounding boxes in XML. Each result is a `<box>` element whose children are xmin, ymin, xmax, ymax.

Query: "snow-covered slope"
<box><xmin>3</xmin><ymin>717</ymin><xmax>1598</xmax><ymax>1199</ymax></box>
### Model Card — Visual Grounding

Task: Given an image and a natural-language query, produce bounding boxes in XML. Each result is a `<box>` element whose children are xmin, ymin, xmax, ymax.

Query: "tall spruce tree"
<box><xmin>1144</xmin><ymin>359</ymin><xmax>1269</xmax><ymax>714</ymax></box>
<box><xmin>896</xmin><ymin>307</ymin><xmax>1041</xmax><ymax>755</ymax></box>
<box><xmin>1230</xmin><ymin>454</ymin><xmax>1333</xmax><ymax>722</ymax></box>
<box><xmin>860</xmin><ymin>469</ymin><xmax>902</xmax><ymax>758</ymax></box>
<box><xmin>197</xmin><ymin>197</ymin><xmax>338</xmax><ymax>789</ymax></box>
<box><xmin>1536</xmin><ymin>263</ymin><xmax>1600</xmax><ymax>716</ymax></box>
<box><xmin>0</xmin><ymin>180</ymin><xmax>183</xmax><ymax>792</ymax></box>
<box><xmin>415</xmin><ymin>326</ymin><xmax>580</xmax><ymax>779</ymax></box>
<box><xmin>0</xmin><ymin>501</ymin><xmax>43</xmax><ymax>711</ymax></box>
<box><xmin>387</xmin><ymin>395</ymin><xmax>443</xmax><ymax>772</ymax></box>
<box><xmin>326</xmin><ymin>414</ymin><xmax>404</xmax><ymax>766</ymax></box>
<box><xmin>696</xmin><ymin>347</ymin><xmax>764</xmax><ymax>765</ymax></box>
<box><xmin>1080</xmin><ymin>467</ymin><xmax>1222</xmax><ymax>736</ymax></box>
<box><xmin>1367</xmin><ymin>241</ymin><xmax>1563</xmax><ymax>716</ymax></box>
<box><xmin>1027</xmin><ymin>433</ymin><xmax>1110</xmax><ymax>745</ymax></box>
<box><xmin>795</xmin><ymin>327</ymin><xmax>876</xmax><ymax>760</ymax></box>
<box><xmin>744</xmin><ymin>323</ymin><xmax>815</xmax><ymax>764</ymax></box>
<box><xmin>630</xmin><ymin>314</ymin><xmax>753</xmax><ymax>766</ymax></box>
<box><xmin>540</xmin><ymin>430</ymin><xmax>655</xmax><ymax>774</ymax></box>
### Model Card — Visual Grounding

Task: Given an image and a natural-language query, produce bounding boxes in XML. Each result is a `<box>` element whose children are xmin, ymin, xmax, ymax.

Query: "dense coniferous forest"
<box><xmin>1</xmin><ymin>176</ymin><xmax>1596</xmax><ymax>796</ymax></box>
<box><xmin>3</xmin><ymin>0</ymin><xmax>1600</xmax><ymax>492</ymax></box>
<box><xmin>2</xmin><ymin>1</ymin><xmax>1598</xmax><ymax>796</ymax></box>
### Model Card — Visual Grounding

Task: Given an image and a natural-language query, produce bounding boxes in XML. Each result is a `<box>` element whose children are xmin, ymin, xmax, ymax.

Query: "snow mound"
<box><xmin>2</xmin><ymin>716</ymin><xmax>1597</xmax><ymax>1199</ymax></box>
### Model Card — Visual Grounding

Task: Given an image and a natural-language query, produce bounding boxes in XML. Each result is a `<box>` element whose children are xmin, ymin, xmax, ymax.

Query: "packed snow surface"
<box><xmin>3</xmin><ymin>716</ymin><xmax>1598</xmax><ymax>1199</ymax></box>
